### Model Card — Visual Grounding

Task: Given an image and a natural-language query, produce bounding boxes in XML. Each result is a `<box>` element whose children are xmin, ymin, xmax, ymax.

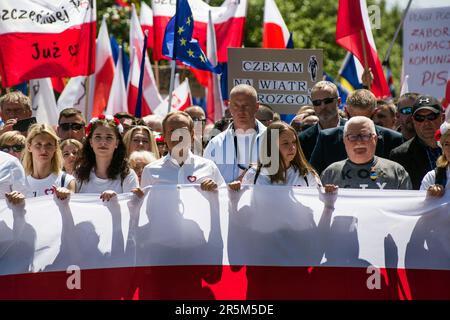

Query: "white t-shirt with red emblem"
<box><xmin>141</xmin><ymin>150</ymin><xmax>225</xmax><ymax>187</ymax></box>
<box><xmin>26</xmin><ymin>171</ymin><xmax>75</xmax><ymax>197</ymax></box>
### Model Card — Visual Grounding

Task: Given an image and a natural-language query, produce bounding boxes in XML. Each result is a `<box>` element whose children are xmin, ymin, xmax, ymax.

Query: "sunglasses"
<box><xmin>399</xmin><ymin>107</ymin><xmax>413</xmax><ymax>115</ymax></box>
<box><xmin>312</xmin><ymin>97</ymin><xmax>337</xmax><ymax>107</ymax></box>
<box><xmin>60</xmin><ymin>122</ymin><xmax>84</xmax><ymax>131</ymax></box>
<box><xmin>413</xmin><ymin>113</ymin><xmax>439</xmax><ymax>122</ymax></box>
<box><xmin>345</xmin><ymin>134</ymin><xmax>373</xmax><ymax>142</ymax></box>
<box><xmin>1</xmin><ymin>144</ymin><xmax>25</xmax><ymax>153</ymax></box>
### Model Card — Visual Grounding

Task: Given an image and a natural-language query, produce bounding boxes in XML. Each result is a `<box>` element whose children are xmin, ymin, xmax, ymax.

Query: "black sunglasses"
<box><xmin>312</xmin><ymin>97</ymin><xmax>337</xmax><ymax>107</ymax></box>
<box><xmin>413</xmin><ymin>113</ymin><xmax>440</xmax><ymax>122</ymax></box>
<box><xmin>60</xmin><ymin>122</ymin><xmax>84</xmax><ymax>131</ymax></box>
<box><xmin>399</xmin><ymin>107</ymin><xmax>413</xmax><ymax>115</ymax></box>
<box><xmin>1</xmin><ymin>144</ymin><xmax>25</xmax><ymax>153</ymax></box>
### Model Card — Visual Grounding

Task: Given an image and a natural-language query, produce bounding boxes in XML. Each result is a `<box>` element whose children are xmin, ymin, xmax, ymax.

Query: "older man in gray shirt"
<box><xmin>321</xmin><ymin>117</ymin><xmax>411</xmax><ymax>190</ymax></box>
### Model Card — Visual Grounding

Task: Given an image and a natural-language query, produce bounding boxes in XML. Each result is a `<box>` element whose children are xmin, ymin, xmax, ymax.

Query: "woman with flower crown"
<box><xmin>420</xmin><ymin>121</ymin><xmax>450</xmax><ymax>197</ymax></box>
<box><xmin>74</xmin><ymin>115</ymin><xmax>139</xmax><ymax>201</ymax></box>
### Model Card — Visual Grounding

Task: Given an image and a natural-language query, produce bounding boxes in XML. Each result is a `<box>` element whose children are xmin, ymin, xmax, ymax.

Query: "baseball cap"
<box><xmin>412</xmin><ymin>95</ymin><xmax>442</xmax><ymax>115</ymax></box>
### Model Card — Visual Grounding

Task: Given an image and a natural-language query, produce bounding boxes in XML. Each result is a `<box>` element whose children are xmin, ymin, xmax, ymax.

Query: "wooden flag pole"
<box><xmin>154</xmin><ymin>61</ymin><xmax>160</xmax><ymax>91</ymax></box>
<box><xmin>360</xmin><ymin>29</ymin><xmax>371</xmax><ymax>90</ymax></box>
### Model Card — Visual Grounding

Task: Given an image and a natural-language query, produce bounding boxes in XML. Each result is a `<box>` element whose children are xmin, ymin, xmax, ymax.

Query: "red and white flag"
<box><xmin>0</xmin><ymin>0</ymin><xmax>96</xmax><ymax>88</ymax></box>
<box><xmin>57</xmin><ymin>75</ymin><xmax>94</xmax><ymax>116</ymax></box>
<box><xmin>105</xmin><ymin>49</ymin><xmax>128</xmax><ymax>116</ymax></box>
<box><xmin>30</xmin><ymin>78</ymin><xmax>59</xmax><ymax>126</ymax></box>
<box><xmin>263</xmin><ymin>0</ymin><xmax>290</xmax><ymax>48</ymax></box>
<box><xmin>152</xmin><ymin>77</ymin><xmax>192</xmax><ymax>117</ymax></box>
<box><xmin>128</xmin><ymin>4</ymin><xmax>162</xmax><ymax>116</ymax></box>
<box><xmin>336</xmin><ymin>0</ymin><xmax>390</xmax><ymax>98</ymax></box>
<box><xmin>400</xmin><ymin>75</ymin><xmax>409</xmax><ymax>97</ymax></box>
<box><xmin>92</xmin><ymin>17</ymin><xmax>115</xmax><ymax>116</ymax></box>
<box><xmin>152</xmin><ymin>0</ymin><xmax>247</xmax><ymax>62</ymax></box>
<box><xmin>206</xmin><ymin>11</ymin><xmax>224</xmax><ymax>123</ymax></box>
<box><xmin>140</xmin><ymin>1</ymin><xmax>154</xmax><ymax>50</ymax></box>
<box><xmin>443</xmin><ymin>67</ymin><xmax>450</xmax><ymax>119</ymax></box>
<box><xmin>1</xmin><ymin>187</ymin><xmax>450</xmax><ymax>300</ymax></box>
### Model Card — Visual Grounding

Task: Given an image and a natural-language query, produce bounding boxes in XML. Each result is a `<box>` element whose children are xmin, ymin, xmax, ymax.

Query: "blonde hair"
<box><xmin>229</xmin><ymin>84</ymin><xmax>258</xmax><ymax>104</ymax></box>
<box><xmin>60</xmin><ymin>138</ymin><xmax>83</xmax><ymax>151</ymax></box>
<box><xmin>0</xmin><ymin>91</ymin><xmax>32</xmax><ymax>111</ymax></box>
<box><xmin>123</xmin><ymin>125</ymin><xmax>160</xmax><ymax>158</ymax></box>
<box><xmin>129</xmin><ymin>150</ymin><xmax>157</xmax><ymax>167</ymax></box>
<box><xmin>437</xmin><ymin>129</ymin><xmax>450</xmax><ymax>169</ymax></box>
<box><xmin>0</xmin><ymin>130</ymin><xmax>26</xmax><ymax>146</ymax></box>
<box><xmin>22</xmin><ymin>124</ymin><xmax>62</xmax><ymax>175</ymax></box>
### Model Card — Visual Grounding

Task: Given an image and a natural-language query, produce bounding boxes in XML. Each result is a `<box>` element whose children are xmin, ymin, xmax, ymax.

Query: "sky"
<box><xmin>385</xmin><ymin>0</ymin><xmax>450</xmax><ymax>10</ymax></box>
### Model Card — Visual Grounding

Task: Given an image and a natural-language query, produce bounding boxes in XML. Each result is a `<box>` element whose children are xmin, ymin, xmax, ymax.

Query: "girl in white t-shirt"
<box><xmin>74</xmin><ymin>115</ymin><xmax>139</xmax><ymax>200</ymax></box>
<box><xmin>22</xmin><ymin>124</ymin><xmax>75</xmax><ymax>199</ymax></box>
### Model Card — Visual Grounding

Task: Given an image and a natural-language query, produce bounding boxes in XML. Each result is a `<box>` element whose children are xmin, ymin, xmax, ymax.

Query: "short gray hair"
<box><xmin>344</xmin><ymin>116</ymin><xmax>376</xmax><ymax>135</ymax></box>
<box><xmin>229</xmin><ymin>84</ymin><xmax>258</xmax><ymax>103</ymax></box>
<box><xmin>311</xmin><ymin>81</ymin><xmax>338</xmax><ymax>97</ymax></box>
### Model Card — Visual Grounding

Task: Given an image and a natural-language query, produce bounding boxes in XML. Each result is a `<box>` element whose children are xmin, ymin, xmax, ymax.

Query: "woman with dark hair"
<box><xmin>74</xmin><ymin>115</ymin><xmax>139</xmax><ymax>201</ymax></box>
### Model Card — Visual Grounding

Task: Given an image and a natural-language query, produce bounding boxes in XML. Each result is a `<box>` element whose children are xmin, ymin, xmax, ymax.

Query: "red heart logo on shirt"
<box><xmin>187</xmin><ymin>176</ymin><xmax>197</xmax><ymax>183</ymax></box>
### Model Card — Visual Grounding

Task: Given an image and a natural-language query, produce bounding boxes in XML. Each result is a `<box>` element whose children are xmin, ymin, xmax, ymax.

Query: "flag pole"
<box><xmin>154</xmin><ymin>61</ymin><xmax>160</xmax><ymax>90</ymax></box>
<box><xmin>135</xmin><ymin>30</ymin><xmax>149</xmax><ymax>118</ymax></box>
<box><xmin>168</xmin><ymin>0</ymin><xmax>180</xmax><ymax>114</ymax></box>
<box><xmin>383</xmin><ymin>0</ymin><xmax>413</xmax><ymax>64</ymax></box>
<box><xmin>360</xmin><ymin>29</ymin><xmax>371</xmax><ymax>90</ymax></box>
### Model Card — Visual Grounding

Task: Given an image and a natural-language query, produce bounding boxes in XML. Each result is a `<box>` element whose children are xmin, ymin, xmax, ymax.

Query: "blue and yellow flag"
<box><xmin>162</xmin><ymin>0</ymin><xmax>221</xmax><ymax>74</ymax></box>
<box><xmin>338</xmin><ymin>53</ymin><xmax>363</xmax><ymax>93</ymax></box>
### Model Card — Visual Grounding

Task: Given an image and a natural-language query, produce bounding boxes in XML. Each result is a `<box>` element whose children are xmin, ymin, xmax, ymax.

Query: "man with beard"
<box><xmin>299</xmin><ymin>81</ymin><xmax>346</xmax><ymax>160</ymax></box>
<box><xmin>390</xmin><ymin>95</ymin><xmax>444</xmax><ymax>189</ymax></box>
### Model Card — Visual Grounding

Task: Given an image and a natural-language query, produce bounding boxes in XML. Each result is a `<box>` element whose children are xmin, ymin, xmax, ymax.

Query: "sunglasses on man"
<box><xmin>413</xmin><ymin>113</ymin><xmax>440</xmax><ymax>122</ymax></box>
<box><xmin>59</xmin><ymin>122</ymin><xmax>85</xmax><ymax>131</ymax></box>
<box><xmin>0</xmin><ymin>144</ymin><xmax>25</xmax><ymax>153</ymax></box>
<box><xmin>399</xmin><ymin>107</ymin><xmax>413</xmax><ymax>115</ymax></box>
<box><xmin>312</xmin><ymin>97</ymin><xmax>337</xmax><ymax>107</ymax></box>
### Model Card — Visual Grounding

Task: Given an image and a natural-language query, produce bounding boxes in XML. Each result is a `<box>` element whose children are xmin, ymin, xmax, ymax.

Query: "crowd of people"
<box><xmin>1</xmin><ymin>80</ymin><xmax>449</xmax><ymax>207</ymax></box>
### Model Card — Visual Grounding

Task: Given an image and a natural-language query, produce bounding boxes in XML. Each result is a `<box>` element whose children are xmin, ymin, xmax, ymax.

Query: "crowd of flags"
<box><xmin>1</xmin><ymin>0</ymin><xmax>447</xmax><ymax>124</ymax></box>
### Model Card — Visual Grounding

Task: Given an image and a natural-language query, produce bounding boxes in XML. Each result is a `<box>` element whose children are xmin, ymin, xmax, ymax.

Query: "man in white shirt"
<box><xmin>141</xmin><ymin>111</ymin><xmax>225</xmax><ymax>190</ymax></box>
<box><xmin>0</xmin><ymin>151</ymin><xmax>27</xmax><ymax>203</ymax></box>
<box><xmin>203</xmin><ymin>84</ymin><xmax>266</xmax><ymax>183</ymax></box>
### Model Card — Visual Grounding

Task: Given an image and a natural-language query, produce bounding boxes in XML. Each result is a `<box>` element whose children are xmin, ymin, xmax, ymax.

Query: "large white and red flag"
<box><xmin>0</xmin><ymin>0</ymin><xmax>96</xmax><ymax>88</ymax></box>
<box><xmin>140</xmin><ymin>1</ymin><xmax>154</xmax><ymax>50</ymax></box>
<box><xmin>206</xmin><ymin>11</ymin><xmax>224</xmax><ymax>123</ymax></box>
<box><xmin>92</xmin><ymin>17</ymin><xmax>115</xmax><ymax>117</ymax></box>
<box><xmin>1</xmin><ymin>186</ymin><xmax>450</xmax><ymax>300</ymax></box>
<box><xmin>263</xmin><ymin>0</ymin><xmax>291</xmax><ymax>48</ymax></box>
<box><xmin>128</xmin><ymin>4</ymin><xmax>162</xmax><ymax>116</ymax></box>
<box><xmin>105</xmin><ymin>49</ymin><xmax>128</xmax><ymax>116</ymax></box>
<box><xmin>57</xmin><ymin>75</ymin><xmax>94</xmax><ymax>116</ymax></box>
<box><xmin>30</xmin><ymin>78</ymin><xmax>59</xmax><ymax>126</ymax></box>
<box><xmin>152</xmin><ymin>0</ymin><xmax>247</xmax><ymax>62</ymax></box>
<box><xmin>336</xmin><ymin>0</ymin><xmax>390</xmax><ymax>98</ymax></box>
<box><xmin>152</xmin><ymin>77</ymin><xmax>192</xmax><ymax>118</ymax></box>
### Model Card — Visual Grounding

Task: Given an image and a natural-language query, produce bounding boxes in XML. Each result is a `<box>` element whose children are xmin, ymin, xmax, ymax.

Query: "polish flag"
<box><xmin>140</xmin><ymin>2</ymin><xmax>154</xmax><ymax>50</ymax></box>
<box><xmin>92</xmin><ymin>17</ymin><xmax>115</xmax><ymax>116</ymax></box>
<box><xmin>152</xmin><ymin>0</ymin><xmax>247</xmax><ymax>62</ymax></box>
<box><xmin>152</xmin><ymin>78</ymin><xmax>192</xmax><ymax>118</ymax></box>
<box><xmin>206</xmin><ymin>11</ymin><xmax>224</xmax><ymax>123</ymax></box>
<box><xmin>105</xmin><ymin>49</ymin><xmax>128</xmax><ymax>116</ymax></box>
<box><xmin>30</xmin><ymin>78</ymin><xmax>59</xmax><ymax>126</ymax></box>
<box><xmin>336</xmin><ymin>0</ymin><xmax>390</xmax><ymax>98</ymax></box>
<box><xmin>57</xmin><ymin>75</ymin><xmax>95</xmax><ymax>117</ymax></box>
<box><xmin>1</xmin><ymin>187</ymin><xmax>450</xmax><ymax>300</ymax></box>
<box><xmin>0</xmin><ymin>0</ymin><xmax>96</xmax><ymax>88</ymax></box>
<box><xmin>128</xmin><ymin>4</ymin><xmax>162</xmax><ymax>116</ymax></box>
<box><xmin>263</xmin><ymin>0</ymin><xmax>290</xmax><ymax>48</ymax></box>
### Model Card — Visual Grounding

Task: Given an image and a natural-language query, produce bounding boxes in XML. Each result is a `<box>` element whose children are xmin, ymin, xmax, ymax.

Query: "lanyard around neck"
<box><xmin>233</xmin><ymin>124</ymin><xmax>259</xmax><ymax>171</ymax></box>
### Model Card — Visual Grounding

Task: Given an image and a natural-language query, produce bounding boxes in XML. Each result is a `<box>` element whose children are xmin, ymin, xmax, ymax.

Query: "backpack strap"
<box><xmin>435</xmin><ymin>166</ymin><xmax>447</xmax><ymax>186</ymax></box>
<box><xmin>60</xmin><ymin>172</ymin><xmax>67</xmax><ymax>188</ymax></box>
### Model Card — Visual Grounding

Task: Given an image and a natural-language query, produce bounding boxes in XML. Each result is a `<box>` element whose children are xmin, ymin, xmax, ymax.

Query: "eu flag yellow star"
<box><xmin>180</xmin><ymin>38</ymin><xmax>187</xmax><ymax>46</ymax></box>
<box><xmin>187</xmin><ymin>49</ymin><xmax>194</xmax><ymax>57</ymax></box>
<box><xmin>186</xmin><ymin>16</ymin><xmax>191</xmax><ymax>26</ymax></box>
<box><xmin>177</xmin><ymin>26</ymin><xmax>184</xmax><ymax>35</ymax></box>
<box><xmin>199</xmin><ymin>55</ymin><xmax>206</xmax><ymax>63</ymax></box>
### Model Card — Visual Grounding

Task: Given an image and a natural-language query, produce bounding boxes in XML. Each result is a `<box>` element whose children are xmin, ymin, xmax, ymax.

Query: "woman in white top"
<box><xmin>22</xmin><ymin>124</ymin><xmax>75</xmax><ymax>199</ymax></box>
<box><xmin>239</xmin><ymin>121</ymin><xmax>322</xmax><ymax>187</ymax></box>
<box><xmin>1</xmin><ymin>150</ymin><xmax>26</xmax><ymax>204</ymax></box>
<box><xmin>420</xmin><ymin>121</ymin><xmax>450</xmax><ymax>197</ymax></box>
<box><xmin>74</xmin><ymin>115</ymin><xmax>139</xmax><ymax>200</ymax></box>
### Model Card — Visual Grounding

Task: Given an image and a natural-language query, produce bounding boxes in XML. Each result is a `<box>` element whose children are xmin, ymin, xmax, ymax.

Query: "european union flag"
<box><xmin>162</xmin><ymin>0</ymin><xmax>221</xmax><ymax>74</ymax></box>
